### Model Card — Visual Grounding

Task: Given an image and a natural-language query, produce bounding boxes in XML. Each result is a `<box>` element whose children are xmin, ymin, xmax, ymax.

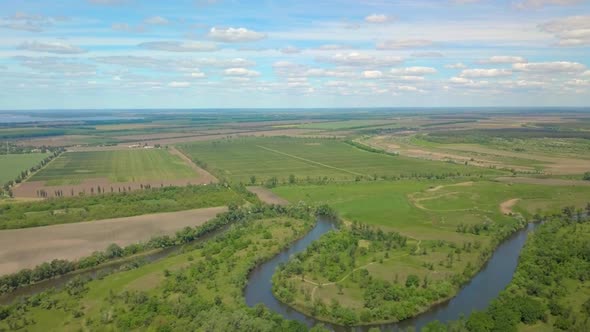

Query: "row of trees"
<box><xmin>1</xmin><ymin>148</ymin><xmax>64</xmax><ymax>198</ymax></box>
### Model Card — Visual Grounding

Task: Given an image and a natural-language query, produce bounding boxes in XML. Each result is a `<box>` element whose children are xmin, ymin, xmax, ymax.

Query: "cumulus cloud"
<box><xmin>391</xmin><ymin>66</ymin><xmax>437</xmax><ymax>76</ymax></box>
<box><xmin>168</xmin><ymin>81</ymin><xmax>191</xmax><ymax>88</ymax></box>
<box><xmin>512</xmin><ymin>61</ymin><xmax>586</xmax><ymax>73</ymax></box>
<box><xmin>144</xmin><ymin>16</ymin><xmax>169</xmax><ymax>25</ymax></box>
<box><xmin>208</xmin><ymin>27</ymin><xmax>266</xmax><ymax>42</ymax></box>
<box><xmin>317</xmin><ymin>52</ymin><xmax>403</xmax><ymax>67</ymax></box>
<box><xmin>376</xmin><ymin>39</ymin><xmax>433</xmax><ymax>50</ymax></box>
<box><xmin>224</xmin><ymin>67</ymin><xmax>260</xmax><ymax>76</ymax></box>
<box><xmin>515</xmin><ymin>0</ymin><xmax>583</xmax><ymax>9</ymax></box>
<box><xmin>280</xmin><ymin>46</ymin><xmax>301</xmax><ymax>54</ymax></box>
<box><xmin>0</xmin><ymin>12</ymin><xmax>61</xmax><ymax>32</ymax></box>
<box><xmin>479</xmin><ymin>56</ymin><xmax>528</xmax><ymax>64</ymax></box>
<box><xmin>18</xmin><ymin>41</ymin><xmax>87</xmax><ymax>54</ymax></box>
<box><xmin>445</xmin><ymin>62</ymin><xmax>467</xmax><ymax>69</ymax></box>
<box><xmin>138</xmin><ymin>41</ymin><xmax>218</xmax><ymax>52</ymax></box>
<box><xmin>362</xmin><ymin>70</ymin><xmax>383</xmax><ymax>78</ymax></box>
<box><xmin>365</xmin><ymin>14</ymin><xmax>391</xmax><ymax>24</ymax></box>
<box><xmin>315</xmin><ymin>44</ymin><xmax>355</xmax><ymax>51</ymax></box>
<box><xmin>539</xmin><ymin>16</ymin><xmax>590</xmax><ymax>46</ymax></box>
<box><xmin>14</xmin><ymin>56</ymin><xmax>96</xmax><ymax>76</ymax></box>
<box><xmin>460</xmin><ymin>68</ymin><xmax>512</xmax><ymax>78</ymax></box>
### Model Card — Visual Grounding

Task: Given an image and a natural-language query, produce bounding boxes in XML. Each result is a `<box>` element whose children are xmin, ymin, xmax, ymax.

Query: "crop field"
<box><xmin>0</xmin><ymin>153</ymin><xmax>49</xmax><ymax>184</ymax></box>
<box><xmin>29</xmin><ymin>149</ymin><xmax>197</xmax><ymax>185</ymax></box>
<box><xmin>178</xmin><ymin>137</ymin><xmax>501</xmax><ymax>183</ymax></box>
<box><xmin>364</xmin><ymin>133</ymin><xmax>590</xmax><ymax>175</ymax></box>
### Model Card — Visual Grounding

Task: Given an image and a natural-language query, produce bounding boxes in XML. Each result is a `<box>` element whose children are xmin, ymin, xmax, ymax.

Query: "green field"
<box><xmin>0</xmin><ymin>153</ymin><xmax>50</xmax><ymax>185</ymax></box>
<box><xmin>29</xmin><ymin>149</ymin><xmax>197</xmax><ymax>185</ymax></box>
<box><xmin>178</xmin><ymin>137</ymin><xmax>501</xmax><ymax>184</ymax></box>
<box><xmin>270</xmin><ymin>180</ymin><xmax>590</xmax><ymax>324</ymax></box>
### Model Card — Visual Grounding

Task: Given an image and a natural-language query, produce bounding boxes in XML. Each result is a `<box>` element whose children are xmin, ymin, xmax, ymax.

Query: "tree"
<box><xmin>249</xmin><ymin>175</ymin><xmax>256</xmax><ymax>185</ymax></box>
<box><xmin>583</xmin><ymin>172</ymin><xmax>590</xmax><ymax>181</ymax></box>
<box><xmin>466</xmin><ymin>311</ymin><xmax>493</xmax><ymax>331</ymax></box>
<box><xmin>405</xmin><ymin>274</ymin><xmax>420</xmax><ymax>288</ymax></box>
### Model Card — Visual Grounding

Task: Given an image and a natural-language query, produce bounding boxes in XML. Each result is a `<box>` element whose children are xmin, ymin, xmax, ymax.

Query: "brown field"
<box><xmin>0</xmin><ymin>206</ymin><xmax>227</xmax><ymax>276</ymax></box>
<box><xmin>17</xmin><ymin>135</ymin><xmax>99</xmax><ymax>147</ymax></box>
<box><xmin>247</xmin><ymin>186</ymin><xmax>290</xmax><ymax>205</ymax></box>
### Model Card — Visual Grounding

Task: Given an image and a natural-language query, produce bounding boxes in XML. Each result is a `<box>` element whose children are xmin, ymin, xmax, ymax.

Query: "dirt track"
<box><xmin>496</xmin><ymin>177</ymin><xmax>590</xmax><ymax>186</ymax></box>
<box><xmin>500</xmin><ymin>198</ymin><xmax>520</xmax><ymax>215</ymax></box>
<box><xmin>247</xmin><ymin>186</ymin><xmax>290</xmax><ymax>205</ymax></box>
<box><xmin>0</xmin><ymin>206</ymin><xmax>227</xmax><ymax>276</ymax></box>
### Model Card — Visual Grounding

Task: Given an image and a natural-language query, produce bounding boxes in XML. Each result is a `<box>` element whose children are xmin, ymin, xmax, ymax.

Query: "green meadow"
<box><xmin>29</xmin><ymin>149</ymin><xmax>197</xmax><ymax>185</ymax></box>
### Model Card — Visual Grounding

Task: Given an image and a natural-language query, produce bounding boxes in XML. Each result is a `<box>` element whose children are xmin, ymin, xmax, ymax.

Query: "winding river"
<box><xmin>244</xmin><ymin>218</ymin><xmax>539</xmax><ymax>331</ymax></box>
<box><xmin>1</xmin><ymin>216</ymin><xmax>538</xmax><ymax>331</ymax></box>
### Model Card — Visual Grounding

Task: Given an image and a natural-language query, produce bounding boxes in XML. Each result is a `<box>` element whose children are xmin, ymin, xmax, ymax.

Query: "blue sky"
<box><xmin>0</xmin><ymin>0</ymin><xmax>589</xmax><ymax>109</ymax></box>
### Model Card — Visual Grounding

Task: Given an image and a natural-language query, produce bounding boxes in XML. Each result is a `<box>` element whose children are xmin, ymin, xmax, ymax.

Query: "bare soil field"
<box><xmin>247</xmin><ymin>186</ymin><xmax>290</xmax><ymax>205</ymax></box>
<box><xmin>18</xmin><ymin>135</ymin><xmax>98</xmax><ymax>147</ymax></box>
<box><xmin>0</xmin><ymin>206</ymin><xmax>227</xmax><ymax>276</ymax></box>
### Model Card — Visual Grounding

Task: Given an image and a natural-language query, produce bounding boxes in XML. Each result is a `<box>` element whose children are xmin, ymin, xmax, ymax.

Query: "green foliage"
<box><xmin>0</xmin><ymin>184</ymin><xmax>242</xmax><ymax>229</ymax></box>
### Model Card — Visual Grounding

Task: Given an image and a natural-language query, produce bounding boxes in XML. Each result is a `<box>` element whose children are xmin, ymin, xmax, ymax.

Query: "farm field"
<box><xmin>0</xmin><ymin>206</ymin><xmax>227</xmax><ymax>275</ymax></box>
<box><xmin>178</xmin><ymin>137</ymin><xmax>502</xmax><ymax>184</ymax></box>
<box><xmin>0</xmin><ymin>210</ymin><xmax>315</xmax><ymax>331</ymax></box>
<box><xmin>30</xmin><ymin>149</ymin><xmax>197</xmax><ymax>185</ymax></box>
<box><xmin>364</xmin><ymin>133</ymin><xmax>590</xmax><ymax>175</ymax></box>
<box><xmin>0</xmin><ymin>153</ymin><xmax>49</xmax><ymax>185</ymax></box>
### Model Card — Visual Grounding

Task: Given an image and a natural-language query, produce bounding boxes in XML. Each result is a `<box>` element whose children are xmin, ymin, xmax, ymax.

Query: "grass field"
<box><xmin>178</xmin><ymin>137</ymin><xmax>501</xmax><ymax>183</ymax></box>
<box><xmin>0</xmin><ymin>153</ymin><xmax>49</xmax><ymax>184</ymax></box>
<box><xmin>29</xmin><ymin>149</ymin><xmax>197</xmax><ymax>185</ymax></box>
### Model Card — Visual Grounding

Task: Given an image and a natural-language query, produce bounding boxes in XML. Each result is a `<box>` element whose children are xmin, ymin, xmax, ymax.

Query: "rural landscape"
<box><xmin>0</xmin><ymin>108</ymin><xmax>589</xmax><ymax>331</ymax></box>
<box><xmin>1</xmin><ymin>0</ymin><xmax>590</xmax><ymax>331</ymax></box>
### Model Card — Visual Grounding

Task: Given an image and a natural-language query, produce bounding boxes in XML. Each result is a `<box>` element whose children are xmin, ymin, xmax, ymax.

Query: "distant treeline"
<box><xmin>424</xmin><ymin>128</ymin><xmax>590</xmax><ymax>144</ymax></box>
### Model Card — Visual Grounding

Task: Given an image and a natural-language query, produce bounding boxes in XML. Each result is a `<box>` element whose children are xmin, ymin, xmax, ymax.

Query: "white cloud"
<box><xmin>391</xmin><ymin>66</ymin><xmax>437</xmax><ymax>76</ymax></box>
<box><xmin>208</xmin><ymin>27</ymin><xmax>266</xmax><ymax>43</ymax></box>
<box><xmin>376</xmin><ymin>39</ymin><xmax>433</xmax><ymax>50</ymax></box>
<box><xmin>460</xmin><ymin>68</ymin><xmax>512</xmax><ymax>78</ymax></box>
<box><xmin>515</xmin><ymin>0</ymin><xmax>583</xmax><ymax>9</ymax></box>
<box><xmin>315</xmin><ymin>44</ymin><xmax>355</xmax><ymax>51</ymax></box>
<box><xmin>224</xmin><ymin>67</ymin><xmax>260</xmax><ymax>77</ymax></box>
<box><xmin>362</xmin><ymin>70</ymin><xmax>383</xmax><ymax>78</ymax></box>
<box><xmin>168</xmin><ymin>81</ymin><xmax>191</xmax><ymax>88</ymax></box>
<box><xmin>412</xmin><ymin>52</ymin><xmax>444</xmax><ymax>58</ymax></box>
<box><xmin>14</xmin><ymin>56</ymin><xmax>96</xmax><ymax>76</ymax></box>
<box><xmin>112</xmin><ymin>23</ymin><xmax>145</xmax><ymax>33</ymax></box>
<box><xmin>480</xmin><ymin>56</ymin><xmax>528</xmax><ymax>64</ymax></box>
<box><xmin>512</xmin><ymin>61</ymin><xmax>586</xmax><ymax>73</ymax></box>
<box><xmin>144</xmin><ymin>16</ymin><xmax>169</xmax><ymax>25</ymax></box>
<box><xmin>18</xmin><ymin>41</ymin><xmax>86</xmax><ymax>54</ymax></box>
<box><xmin>188</xmin><ymin>71</ymin><xmax>206</xmax><ymax>78</ymax></box>
<box><xmin>138</xmin><ymin>41</ymin><xmax>218</xmax><ymax>52</ymax></box>
<box><xmin>539</xmin><ymin>16</ymin><xmax>590</xmax><ymax>46</ymax></box>
<box><xmin>445</xmin><ymin>62</ymin><xmax>467</xmax><ymax>69</ymax></box>
<box><xmin>280</xmin><ymin>46</ymin><xmax>300</xmax><ymax>54</ymax></box>
<box><xmin>317</xmin><ymin>52</ymin><xmax>403</xmax><ymax>67</ymax></box>
<box><xmin>365</xmin><ymin>14</ymin><xmax>391</xmax><ymax>24</ymax></box>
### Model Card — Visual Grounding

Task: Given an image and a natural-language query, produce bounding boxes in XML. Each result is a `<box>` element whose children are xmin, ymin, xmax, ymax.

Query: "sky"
<box><xmin>0</xmin><ymin>0</ymin><xmax>589</xmax><ymax>110</ymax></box>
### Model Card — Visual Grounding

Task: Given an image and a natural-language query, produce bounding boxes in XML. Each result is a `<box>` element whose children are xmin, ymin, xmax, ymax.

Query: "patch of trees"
<box><xmin>0</xmin><ymin>184</ymin><xmax>245</xmax><ymax>229</ymax></box>
<box><xmin>426</xmin><ymin>205</ymin><xmax>590</xmax><ymax>331</ymax></box>
<box><xmin>0</xmin><ymin>202</ymin><xmax>321</xmax><ymax>296</ymax></box>
<box><xmin>0</xmin><ymin>205</ymin><xmax>331</xmax><ymax>332</ymax></box>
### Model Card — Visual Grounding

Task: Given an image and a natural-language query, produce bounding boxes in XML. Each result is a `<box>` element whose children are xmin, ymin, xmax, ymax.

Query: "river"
<box><xmin>244</xmin><ymin>218</ymin><xmax>538</xmax><ymax>331</ymax></box>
